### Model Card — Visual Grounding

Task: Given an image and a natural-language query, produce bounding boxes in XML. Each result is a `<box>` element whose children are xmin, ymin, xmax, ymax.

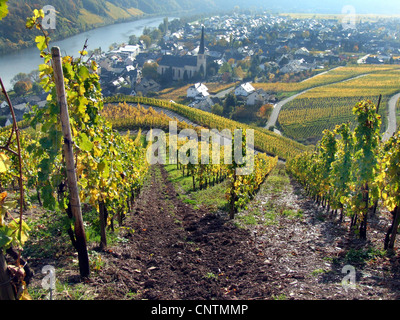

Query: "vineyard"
<box><xmin>105</xmin><ymin>95</ymin><xmax>309</xmax><ymax>160</ymax></box>
<box><xmin>1</xmin><ymin>7</ymin><xmax>400</xmax><ymax>302</ymax></box>
<box><xmin>253</xmin><ymin>64</ymin><xmax>400</xmax><ymax>95</ymax></box>
<box><xmin>0</xmin><ymin>9</ymin><xmax>283</xmax><ymax>300</ymax></box>
<box><xmin>278</xmin><ymin>68</ymin><xmax>400</xmax><ymax>143</ymax></box>
<box><xmin>101</xmin><ymin>102</ymin><xmax>201</xmax><ymax>133</ymax></box>
<box><xmin>287</xmin><ymin>99</ymin><xmax>399</xmax><ymax>245</ymax></box>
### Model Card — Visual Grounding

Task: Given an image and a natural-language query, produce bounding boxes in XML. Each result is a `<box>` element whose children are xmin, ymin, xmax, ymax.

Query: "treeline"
<box><xmin>0</xmin><ymin>0</ymin><xmax>222</xmax><ymax>55</ymax></box>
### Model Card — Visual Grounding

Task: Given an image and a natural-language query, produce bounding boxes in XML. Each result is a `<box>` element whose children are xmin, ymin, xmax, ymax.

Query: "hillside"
<box><xmin>0</xmin><ymin>0</ymin><xmax>221</xmax><ymax>54</ymax></box>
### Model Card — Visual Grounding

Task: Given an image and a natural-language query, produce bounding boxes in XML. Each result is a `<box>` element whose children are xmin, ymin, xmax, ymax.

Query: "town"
<box><xmin>1</xmin><ymin>11</ymin><xmax>400</xmax><ymax>126</ymax></box>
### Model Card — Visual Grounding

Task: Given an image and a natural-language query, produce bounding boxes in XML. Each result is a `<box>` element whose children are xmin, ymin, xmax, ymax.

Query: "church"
<box><xmin>157</xmin><ymin>26</ymin><xmax>206</xmax><ymax>81</ymax></box>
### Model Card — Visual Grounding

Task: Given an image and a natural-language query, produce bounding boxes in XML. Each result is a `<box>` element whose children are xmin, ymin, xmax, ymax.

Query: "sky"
<box><xmin>219</xmin><ymin>0</ymin><xmax>400</xmax><ymax>15</ymax></box>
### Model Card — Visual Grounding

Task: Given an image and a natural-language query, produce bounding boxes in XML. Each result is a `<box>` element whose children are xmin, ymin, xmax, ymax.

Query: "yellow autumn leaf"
<box><xmin>18</xmin><ymin>282</ymin><xmax>32</xmax><ymax>300</ymax></box>
<box><xmin>0</xmin><ymin>153</ymin><xmax>11</xmax><ymax>173</ymax></box>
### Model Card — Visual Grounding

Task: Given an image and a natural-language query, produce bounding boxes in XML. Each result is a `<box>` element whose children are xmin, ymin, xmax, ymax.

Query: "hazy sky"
<box><xmin>223</xmin><ymin>0</ymin><xmax>400</xmax><ymax>15</ymax></box>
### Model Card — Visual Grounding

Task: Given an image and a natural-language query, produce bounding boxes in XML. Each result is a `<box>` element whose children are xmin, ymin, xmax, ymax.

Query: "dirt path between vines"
<box><xmin>91</xmin><ymin>165</ymin><xmax>277</xmax><ymax>300</ymax></box>
<box><xmin>83</xmin><ymin>163</ymin><xmax>400</xmax><ymax>300</ymax></box>
<box><xmin>26</xmin><ymin>162</ymin><xmax>400</xmax><ymax>300</ymax></box>
<box><xmin>237</xmin><ymin>168</ymin><xmax>400</xmax><ymax>300</ymax></box>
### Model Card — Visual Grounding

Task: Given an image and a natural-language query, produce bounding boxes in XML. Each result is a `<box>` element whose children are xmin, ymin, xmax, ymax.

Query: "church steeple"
<box><xmin>197</xmin><ymin>25</ymin><xmax>206</xmax><ymax>79</ymax></box>
<box><xmin>199</xmin><ymin>26</ymin><xmax>205</xmax><ymax>55</ymax></box>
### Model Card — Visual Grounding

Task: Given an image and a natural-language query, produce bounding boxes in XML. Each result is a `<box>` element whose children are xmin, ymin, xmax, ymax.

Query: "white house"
<box><xmin>112</xmin><ymin>77</ymin><xmax>127</xmax><ymax>88</ymax></box>
<box><xmin>0</xmin><ymin>101</ymin><xmax>8</xmax><ymax>109</ymax></box>
<box><xmin>187</xmin><ymin>83</ymin><xmax>209</xmax><ymax>100</ymax></box>
<box><xmin>246</xmin><ymin>89</ymin><xmax>269</xmax><ymax>106</ymax></box>
<box><xmin>112</xmin><ymin>44</ymin><xmax>140</xmax><ymax>58</ymax></box>
<box><xmin>188</xmin><ymin>96</ymin><xmax>214</xmax><ymax>112</ymax></box>
<box><xmin>234</xmin><ymin>82</ymin><xmax>255</xmax><ymax>97</ymax></box>
<box><xmin>295</xmin><ymin>47</ymin><xmax>310</xmax><ymax>56</ymax></box>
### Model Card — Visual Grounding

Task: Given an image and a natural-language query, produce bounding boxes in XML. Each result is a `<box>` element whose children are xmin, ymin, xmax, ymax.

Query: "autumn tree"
<box><xmin>13</xmin><ymin>80</ymin><xmax>32</xmax><ymax>96</ymax></box>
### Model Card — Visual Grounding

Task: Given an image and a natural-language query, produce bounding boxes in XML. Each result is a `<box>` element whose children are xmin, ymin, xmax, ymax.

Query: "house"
<box><xmin>295</xmin><ymin>47</ymin><xmax>310</xmax><ymax>56</ymax></box>
<box><xmin>366</xmin><ymin>56</ymin><xmax>384</xmax><ymax>64</ymax></box>
<box><xmin>157</xmin><ymin>26</ymin><xmax>207</xmax><ymax>81</ymax></box>
<box><xmin>246</xmin><ymin>89</ymin><xmax>269</xmax><ymax>106</ymax></box>
<box><xmin>0</xmin><ymin>101</ymin><xmax>8</xmax><ymax>109</ymax></box>
<box><xmin>188</xmin><ymin>96</ymin><xmax>218</xmax><ymax>112</ymax></box>
<box><xmin>187</xmin><ymin>83</ymin><xmax>209</xmax><ymax>99</ymax></box>
<box><xmin>112</xmin><ymin>77</ymin><xmax>127</xmax><ymax>88</ymax></box>
<box><xmin>280</xmin><ymin>59</ymin><xmax>316</xmax><ymax>74</ymax></box>
<box><xmin>114</xmin><ymin>44</ymin><xmax>140</xmax><ymax>58</ymax></box>
<box><xmin>234</xmin><ymin>82</ymin><xmax>255</xmax><ymax>97</ymax></box>
<box><xmin>1</xmin><ymin>102</ymin><xmax>30</xmax><ymax>126</ymax></box>
<box><xmin>135</xmin><ymin>77</ymin><xmax>160</xmax><ymax>96</ymax></box>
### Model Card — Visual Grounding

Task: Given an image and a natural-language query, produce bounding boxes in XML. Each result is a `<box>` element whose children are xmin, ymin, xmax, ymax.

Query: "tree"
<box><xmin>257</xmin><ymin>104</ymin><xmax>273</xmax><ymax>119</ymax></box>
<box><xmin>233</xmin><ymin>66</ymin><xmax>245</xmax><ymax>79</ymax></box>
<box><xmin>10</xmin><ymin>72</ymin><xmax>29</xmax><ymax>86</ymax></box>
<box><xmin>211</xmin><ymin>103</ymin><xmax>223</xmax><ymax>116</ymax></box>
<box><xmin>302</xmin><ymin>30</ymin><xmax>310</xmax><ymax>39</ymax></box>
<box><xmin>28</xmin><ymin>69</ymin><xmax>40</xmax><ymax>83</ymax></box>
<box><xmin>13</xmin><ymin>80</ymin><xmax>32</xmax><ymax>96</ymax></box>
<box><xmin>31</xmin><ymin>81</ymin><xmax>42</xmax><ymax>95</ymax></box>
<box><xmin>219</xmin><ymin>62</ymin><xmax>232</xmax><ymax>74</ymax></box>
<box><xmin>150</xmin><ymin>29</ymin><xmax>162</xmax><ymax>43</ymax></box>
<box><xmin>128</xmin><ymin>34</ymin><xmax>138</xmax><ymax>45</ymax></box>
<box><xmin>223</xmin><ymin>93</ymin><xmax>237</xmax><ymax>117</ymax></box>
<box><xmin>142</xmin><ymin>61</ymin><xmax>159</xmax><ymax>80</ymax></box>
<box><xmin>139</xmin><ymin>35</ymin><xmax>151</xmax><ymax>49</ymax></box>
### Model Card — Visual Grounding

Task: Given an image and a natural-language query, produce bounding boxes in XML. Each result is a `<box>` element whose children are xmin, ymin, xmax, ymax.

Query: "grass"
<box><xmin>396</xmin><ymin>97</ymin><xmax>400</xmax><ymax>126</ymax></box>
<box><xmin>344</xmin><ymin>247</ymin><xmax>386</xmax><ymax>265</ymax></box>
<box><xmin>235</xmin><ymin>162</ymin><xmax>304</xmax><ymax>227</ymax></box>
<box><xmin>164</xmin><ymin>161</ymin><xmax>229</xmax><ymax>212</ymax></box>
<box><xmin>311</xmin><ymin>268</ymin><xmax>328</xmax><ymax>276</ymax></box>
<box><xmin>23</xmin><ymin>189</ymin><xmax>132</xmax><ymax>300</ymax></box>
<box><xmin>28</xmin><ymin>278</ymin><xmax>97</xmax><ymax>300</ymax></box>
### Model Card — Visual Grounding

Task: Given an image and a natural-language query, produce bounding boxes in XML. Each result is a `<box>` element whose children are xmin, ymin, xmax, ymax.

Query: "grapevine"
<box><xmin>288</xmin><ymin>99</ymin><xmax>390</xmax><ymax>241</ymax></box>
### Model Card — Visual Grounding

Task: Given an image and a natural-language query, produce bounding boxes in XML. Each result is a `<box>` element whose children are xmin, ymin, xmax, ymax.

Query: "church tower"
<box><xmin>197</xmin><ymin>26</ymin><xmax>206</xmax><ymax>78</ymax></box>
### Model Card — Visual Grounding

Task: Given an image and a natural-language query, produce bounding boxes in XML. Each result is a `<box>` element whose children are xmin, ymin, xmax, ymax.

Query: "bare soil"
<box><xmin>23</xmin><ymin>164</ymin><xmax>400</xmax><ymax>300</ymax></box>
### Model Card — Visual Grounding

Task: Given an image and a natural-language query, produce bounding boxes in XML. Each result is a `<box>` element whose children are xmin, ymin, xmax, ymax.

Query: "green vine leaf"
<box><xmin>0</xmin><ymin>227</ymin><xmax>12</xmax><ymax>250</ymax></box>
<box><xmin>79</xmin><ymin>133</ymin><xmax>94</xmax><ymax>152</ymax></box>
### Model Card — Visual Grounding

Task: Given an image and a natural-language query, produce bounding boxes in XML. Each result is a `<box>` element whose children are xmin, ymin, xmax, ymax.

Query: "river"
<box><xmin>0</xmin><ymin>16</ymin><xmax>172</xmax><ymax>91</ymax></box>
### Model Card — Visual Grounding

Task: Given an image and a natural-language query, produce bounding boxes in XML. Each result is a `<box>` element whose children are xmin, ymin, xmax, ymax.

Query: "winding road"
<box><xmin>265</xmin><ymin>73</ymin><xmax>369</xmax><ymax>132</ymax></box>
<box><xmin>383</xmin><ymin>92</ymin><xmax>400</xmax><ymax>141</ymax></box>
<box><xmin>264</xmin><ymin>89</ymin><xmax>313</xmax><ymax>132</ymax></box>
<box><xmin>264</xmin><ymin>73</ymin><xmax>400</xmax><ymax>141</ymax></box>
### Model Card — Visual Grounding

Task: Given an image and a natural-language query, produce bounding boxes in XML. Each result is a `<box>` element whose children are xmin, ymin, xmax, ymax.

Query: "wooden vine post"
<box><xmin>51</xmin><ymin>47</ymin><xmax>90</xmax><ymax>278</ymax></box>
<box><xmin>0</xmin><ymin>253</ymin><xmax>15</xmax><ymax>300</ymax></box>
<box><xmin>0</xmin><ymin>77</ymin><xmax>28</xmax><ymax>300</ymax></box>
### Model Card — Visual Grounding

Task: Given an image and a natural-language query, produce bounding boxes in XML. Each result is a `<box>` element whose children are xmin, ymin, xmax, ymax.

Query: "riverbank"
<box><xmin>0</xmin><ymin>12</ymin><xmax>144</xmax><ymax>56</ymax></box>
<box><xmin>0</xmin><ymin>15</ymin><xmax>176</xmax><ymax>90</ymax></box>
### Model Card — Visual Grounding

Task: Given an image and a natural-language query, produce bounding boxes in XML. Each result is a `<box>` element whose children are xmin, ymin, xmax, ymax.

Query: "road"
<box><xmin>383</xmin><ymin>92</ymin><xmax>400</xmax><ymax>141</ymax></box>
<box><xmin>265</xmin><ymin>89</ymin><xmax>312</xmax><ymax>131</ymax></box>
<box><xmin>264</xmin><ymin>73</ymin><xmax>369</xmax><ymax>132</ymax></box>
<box><xmin>210</xmin><ymin>85</ymin><xmax>235</xmax><ymax>99</ymax></box>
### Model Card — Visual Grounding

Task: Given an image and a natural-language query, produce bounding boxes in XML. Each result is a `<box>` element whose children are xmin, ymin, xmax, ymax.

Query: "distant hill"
<box><xmin>1</xmin><ymin>0</ymin><xmax>398</xmax><ymax>55</ymax></box>
<box><xmin>0</xmin><ymin>0</ymin><xmax>221</xmax><ymax>54</ymax></box>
